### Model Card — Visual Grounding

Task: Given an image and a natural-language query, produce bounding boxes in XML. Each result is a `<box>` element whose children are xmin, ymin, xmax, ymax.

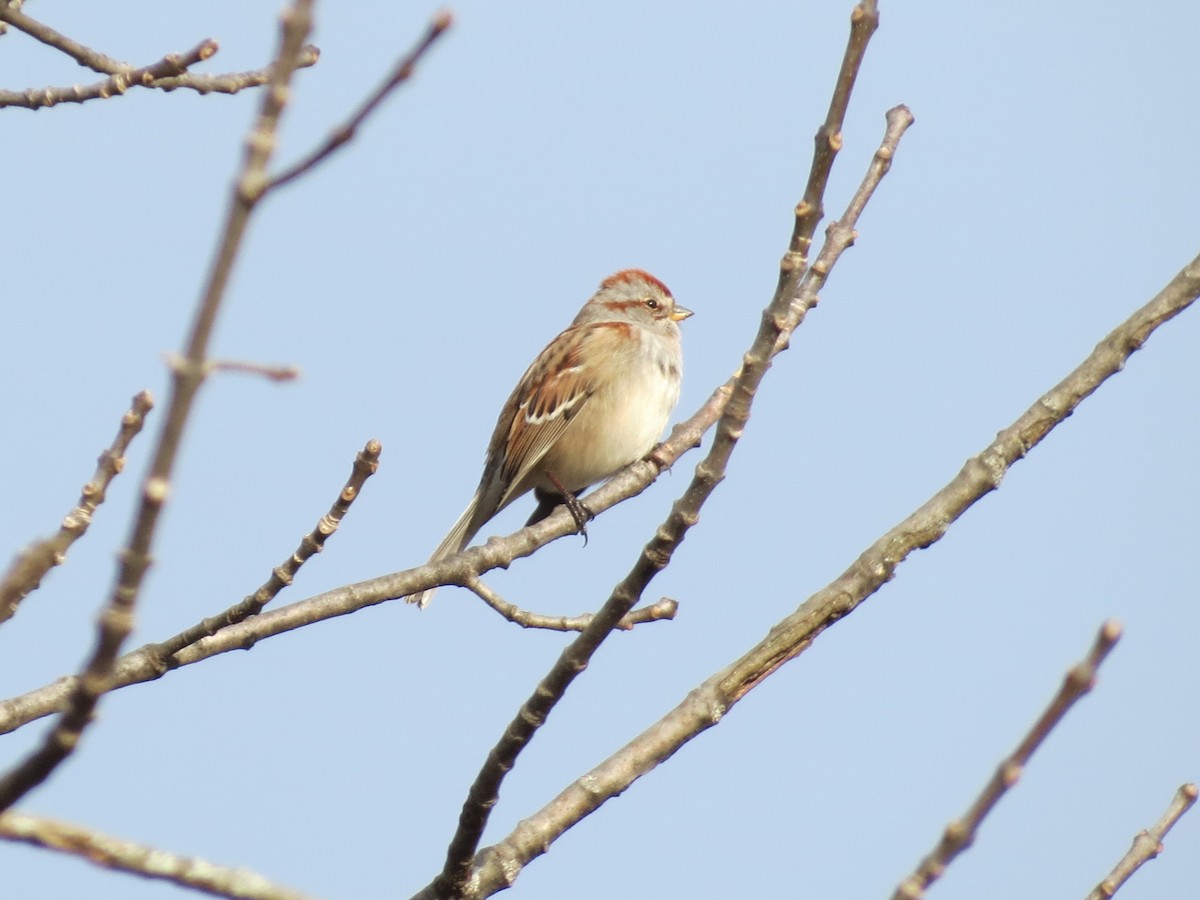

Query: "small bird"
<box><xmin>408</xmin><ymin>269</ymin><xmax>692</xmax><ymax>608</ymax></box>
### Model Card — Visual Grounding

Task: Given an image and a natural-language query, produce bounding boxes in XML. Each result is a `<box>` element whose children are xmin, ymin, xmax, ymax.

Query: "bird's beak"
<box><xmin>671</xmin><ymin>305</ymin><xmax>694</xmax><ymax>322</ymax></box>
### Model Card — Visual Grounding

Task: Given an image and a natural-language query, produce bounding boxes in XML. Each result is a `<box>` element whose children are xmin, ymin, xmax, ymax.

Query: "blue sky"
<box><xmin>2</xmin><ymin>2</ymin><xmax>1198</xmax><ymax>898</ymax></box>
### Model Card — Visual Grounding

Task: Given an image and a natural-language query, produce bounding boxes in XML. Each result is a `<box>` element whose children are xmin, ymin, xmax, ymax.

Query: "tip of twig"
<box><xmin>432</xmin><ymin>9</ymin><xmax>455</xmax><ymax>33</ymax></box>
<box><xmin>199</xmin><ymin>39</ymin><xmax>219</xmax><ymax>61</ymax></box>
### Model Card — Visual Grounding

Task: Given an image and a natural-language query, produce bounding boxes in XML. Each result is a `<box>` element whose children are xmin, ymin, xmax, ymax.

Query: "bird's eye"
<box><xmin>645</xmin><ymin>298</ymin><xmax>659</xmax><ymax>310</ymax></box>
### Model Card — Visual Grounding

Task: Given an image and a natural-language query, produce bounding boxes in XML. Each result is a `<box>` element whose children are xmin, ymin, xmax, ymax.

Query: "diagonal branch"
<box><xmin>149</xmin><ymin>46</ymin><xmax>320</xmax><ymax>97</ymax></box>
<box><xmin>0</xmin><ymin>39</ymin><xmax>217</xmax><ymax>109</ymax></box>
<box><xmin>790</xmin><ymin>0</ymin><xmax>879</xmax><ymax>262</ymax></box>
<box><xmin>462</xmin><ymin>246</ymin><xmax>1200</xmax><ymax>897</ymax></box>
<box><xmin>0</xmin><ymin>4</ymin><xmax>320</xmax><ymax>110</ymax></box>
<box><xmin>894</xmin><ymin>621</ymin><xmax>1122</xmax><ymax>900</ymax></box>
<box><xmin>1</xmin><ymin>390</ymin><xmax>153</xmax><ymax>624</ymax></box>
<box><xmin>266</xmin><ymin>9</ymin><xmax>453</xmax><ymax>193</ymax></box>
<box><xmin>1086</xmin><ymin>783</ymin><xmax>1199</xmax><ymax>900</ymax></box>
<box><xmin>0</xmin><ymin>0</ymin><xmax>316</xmax><ymax>814</ymax></box>
<box><xmin>0</xmin><ymin>3</ymin><xmax>126</xmax><ymax>74</ymax></box>
<box><xmin>143</xmin><ymin>439</ymin><xmax>381</xmax><ymax>665</ymax></box>
<box><xmin>0</xmin><ymin>810</ymin><xmax>313</xmax><ymax>900</ymax></box>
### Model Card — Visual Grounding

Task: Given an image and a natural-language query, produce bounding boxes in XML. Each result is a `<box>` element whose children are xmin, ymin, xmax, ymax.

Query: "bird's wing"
<box><xmin>493</xmin><ymin>325</ymin><xmax>598</xmax><ymax>509</ymax></box>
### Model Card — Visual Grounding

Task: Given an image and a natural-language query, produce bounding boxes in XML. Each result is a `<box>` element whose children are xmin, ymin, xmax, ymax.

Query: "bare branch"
<box><xmin>894</xmin><ymin>621</ymin><xmax>1122</xmax><ymax>900</ymax></box>
<box><xmin>0</xmin><ymin>811</ymin><xmax>313</xmax><ymax>900</ymax></box>
<box><xmin>1086</xmin><ymin>783</ymin><xmax>1199</xmax><ymax>900</ymax></box>
<box><xmin>266</xmin><ymin>10</ymin><xmax>453</xmax><ymax>192</ymax></box>
<box><xmin>0</xmin><ymin>391</ymin><xmax>153</xmax><ymax>624</ymax></box>
<box><xmin>0</xmin><ymin>39</ymin><xmax>219</xmax><ymax>109</ymax></box>
<box><xmin>0</xmin><ymin>3</ymin><xmax>127</xmax><ymax>74</ymax></box>
<box><xmin>148</xmin><ymin>45</ymin><xmax>320</xmax><ymax>96</ymax></box>
<box><xmin>465</xmin><ymin>575</ymin><xmax>677</xmax><ymax>631</ymax></box>
<box><xmin>0</xmin><ymin>0</ymin><xmax>316</xmax><ymax>814</ymax></box>
<box><xmin>789</xmin><ymin>0</ymin><xmax>880</xmax><ymax>263</ymax></box>
<box><xmin>143</xmin><ymin>439</ymin><xmax>382</xmax><ymax>665</ymax></box>
<box><xmin>0</xmin><ymin>4</ymin><xmax>319</xmax><ymax>109</ymax></box>
<box><xmin>205</xmin><ymin>358</ymin><xmax>303</xmax><ymax>382</ymax></box>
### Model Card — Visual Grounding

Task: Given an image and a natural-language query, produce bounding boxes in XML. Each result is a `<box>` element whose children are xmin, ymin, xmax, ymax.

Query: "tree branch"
<box><xmin>0</xmin><ymin>390</ymin><xmax>153</xmax><ymax>624</ymax></box>
<box><xmin>266</xmin><ymin>10</ymin><xmax>453</xmax><ymax>193</ymax></box>
<box><xmin>789</xmin><ymin>0</ymin><xmax>879</xmax><ymax>262</ymax></box>
<box><xmin>1086</xmin><ymin>783</ymin><xmax>1199</xmax><ymax>900</ymax></box>
<box><xmin>894</xmin><ymin>621</ymin><xmax>1122</xmax><ymax>900</ymax></box>
<box><xmin>143</xmin><ymin>439</ymin><xmax>381</xmax><ymax>664</ymax></box>
<box><xmin>0</xmin><ymin>4</ymin><xmax>320</xmax><ymax>110</ymax></box>
<box><xmin>0</xmin><ymin>39</ymin><xmax>218</xmax><ymax>109</ymax></box>
<box><xmin>0</xmin><ymin>0</ymin><xmax>316</xmax><ymax>814</ymax></box>
<box><xmin>0</xmin><ymin>3</ymin><xmax>127</xmax><ymax>74</ymax></box>
<box><xmin>150</xmin><ymin>47</ymin><xmax>320</xmax><ymax>97</ymax></box>
<box><xmin>0</xmin><ymin>811</ymin><xmax>313</xmax><ymax>900</ymax></box>
<box><xmin>465</xmin><ymin>576</ymin><xmax>677</xmax><ymax>631</ymax></box>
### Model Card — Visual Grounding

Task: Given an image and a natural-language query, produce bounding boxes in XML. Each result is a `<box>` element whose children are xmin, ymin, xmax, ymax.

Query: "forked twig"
<box><xmin>0</xmin><ymin>4</ymin><xmax>320</xmax><ymax>109</ymax></box>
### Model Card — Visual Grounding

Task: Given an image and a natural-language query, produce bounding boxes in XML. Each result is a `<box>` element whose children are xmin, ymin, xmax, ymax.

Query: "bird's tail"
<box><xmin>407</xmin><ymin>498</ymin><xmax>480</xmax><ymax>609</ymax></box>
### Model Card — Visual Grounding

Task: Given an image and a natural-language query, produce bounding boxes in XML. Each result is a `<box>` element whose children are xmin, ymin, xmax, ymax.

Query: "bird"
<box><xmin>407</xmin><ymin>268</ymin><xmax>692</xmax><ymax>608</ymax></box>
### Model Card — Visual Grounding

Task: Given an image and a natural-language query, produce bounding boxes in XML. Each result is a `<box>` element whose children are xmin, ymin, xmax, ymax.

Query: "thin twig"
<box><xmin>465</xmin><ymin>576</ymin><xmax>677</xmax><ymax>631</ymax></box>
<box><xmin>205</xmin><ymin>358</ymin><xmax>302</xmax><ymax>382</ymax></box>
<box><xmin>0</xmin><ymin>1</ymin><xmax>316</xmax><ymax>814</ymax></box>
<box><xmin>266</xmin><ymin>10</ymin><xmax>453</xmax><ymax>192</ymax></box>
<box><xmin>894</xmin><ymin>621</ymin><xmax>1123</xmax><ymax>900</ymax></box>
<box><xmin>462</xmin><ymin>246</ymin><xmax>1200</xmax><ymax>897</ymax></box>
<box><xmin>0</xmin><ymin>3</ymin><xmax>126</xmax><ymax>74</ymax></box>
<box><xmin>151</xmin><ymin>46</ymin><xmax>320</xmax><ymax>96</ymax></box>
<box><xmin>0</xmin><ymin>39</ymin><xmax>218</xmax><ymax>109</ymax></box>
<box><xmin>0</xmin><ymin>379</ymin><xmax>729</xmax><ymax>736</ymax></box>
<box><xmin>1086</xmin><ymin>783</ymin><xmax>1199</xmax><ymax>900</ymax></box>
<box><xmin>788</xmin><ymin>0</ymin><xmax>879</xmax><ymax>265</ymax></box>
<box><xmin>0</xmin><ymin>811</ymin><xmax>313</xmax><ymax>900</ymax></box>
<box><xmin>0</xmin><ymin>391</ymin><xmax>153</xmax><ymax>624</ymax></box>
<box><xmin>143</xmin><ymin>439</ymin><xmax>381</xmax><ymax>665</ymax></box>
<box><xmin>0</xmin><ymin>4</ymin><xmax>319</xmax><ymax>109</ymax></box>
